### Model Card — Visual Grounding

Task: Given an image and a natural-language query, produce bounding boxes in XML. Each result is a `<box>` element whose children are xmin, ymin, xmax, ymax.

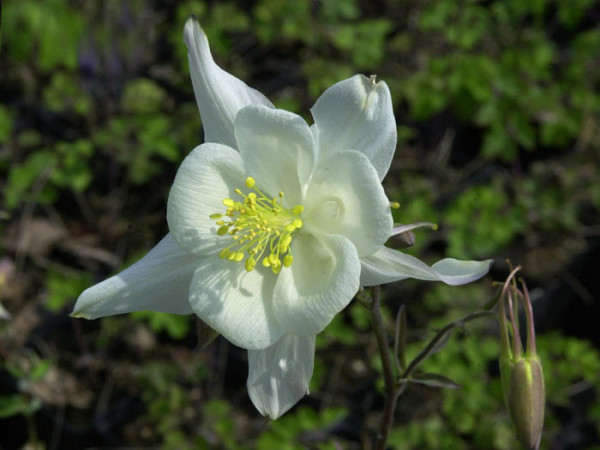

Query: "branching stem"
<box><xmin>368</xmin><ymin>287</ymin><xmax>495</xmax><ymax>449</ymax></box>
<box><xmin>369</xmin><ymin>286</ymin><xmax>400</xmax><ymax>450</ymax></box>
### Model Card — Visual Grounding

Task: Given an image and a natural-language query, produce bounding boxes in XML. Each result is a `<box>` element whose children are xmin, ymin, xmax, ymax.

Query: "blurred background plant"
<box><xmin>1</xmin><ymin>0</ymin><xmax>599</xmax><ymax>448</ymax></box>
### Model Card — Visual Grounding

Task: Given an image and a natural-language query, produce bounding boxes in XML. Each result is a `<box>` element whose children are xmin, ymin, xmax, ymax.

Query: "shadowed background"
<box><xmin>1</xmin><ymin>0</ymin><xmax>599</xmax><ymax>448</ymax></box>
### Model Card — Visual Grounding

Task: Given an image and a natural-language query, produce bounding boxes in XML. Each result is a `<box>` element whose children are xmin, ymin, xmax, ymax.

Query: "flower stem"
<box><xmin>370</xmin><ymin>286</ymin><xmax>399</xmax><ymax>450</ymax></box>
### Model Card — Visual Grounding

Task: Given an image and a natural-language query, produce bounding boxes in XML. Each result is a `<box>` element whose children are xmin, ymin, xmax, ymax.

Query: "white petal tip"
<box><xmin>69</xmin><ymin>311</ymin><xmax>87</xmax><ymax>319</ymax></box>
<box><xmin>185</xmin><ymin>14</ymin><xmax>198</xmax><ymax>28</ymax></box>
<box><xmin>431</xmin><ymin>258</ymin><xmax>494</xmax><ymax>285</ymax></box>
<box><xmin>183</xmin><ymin>15</ymin><xmax>204</xmax><ymax>49</ymax></box>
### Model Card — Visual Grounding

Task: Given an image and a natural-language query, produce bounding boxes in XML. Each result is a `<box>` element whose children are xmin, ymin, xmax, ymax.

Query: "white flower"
<box><xmin>72</xmin><ymin>17</ymin><xmax>492</xmax><ymax>419</ymax></box>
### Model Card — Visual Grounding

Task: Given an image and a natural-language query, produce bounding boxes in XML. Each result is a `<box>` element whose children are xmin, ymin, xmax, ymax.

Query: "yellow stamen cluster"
<box><xmin>211</xmin><ymin>177</ymin><xmax>304</xmax><ymax>274</ymax></box>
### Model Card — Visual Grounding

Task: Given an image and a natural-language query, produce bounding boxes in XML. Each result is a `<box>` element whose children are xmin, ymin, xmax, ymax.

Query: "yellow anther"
<box><xmin>271</xmin><ymin>261</ymin><xmax>282</xmax><ymax>274</ymax></box>
<box><xmin>279</xmin><ymin>235</ymin><xmax>292</xmax><ymax>253</ymax></box>
<box><xmin>245</xmin><ymin>258</ymin><xmax>256</xmax><ymax>272</ymax></box>
<box><xmin>390</xmin><ymin>201</ymin><xmax>400</xmax><ymax>210</ymax></box>
<box><xmin>211</xmin><ymin>176</ymin><xmax>304</xmax><ymax>274</ymax></box>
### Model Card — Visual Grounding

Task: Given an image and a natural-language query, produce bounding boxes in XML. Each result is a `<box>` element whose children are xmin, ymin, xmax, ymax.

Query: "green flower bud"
<box><xmin>498</xmin><ymin>266</ymin><xmax>545</xmax><ymax>450</ymax></box>
<box><xmin>503</xmin><ymin>356</ymin><xmax>545</xmax><ymax>450</ymax></box>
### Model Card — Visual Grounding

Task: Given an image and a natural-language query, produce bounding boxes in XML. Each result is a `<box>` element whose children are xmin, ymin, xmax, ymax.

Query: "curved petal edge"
<box><xmin>360</xmin><ymin>246</ymin><xmax>493</xmax><ymax>287</ymax></box>
<box><xmin>311</xmin><ymin>74</ymin><xmax>396</xmax><ymax>180</ymax></box>
<box><xmin>184</xmin><ymin>16</ymin><xmax>274</xmax><ymax>148</ymax></box>
<box><xmin>247</xmin><ymin>334</ymin><xmax>315</xmax><ymax>419</ymax></box>
<box><xmin>72</xmin><ymin>234</ymin><xmax>197</xmax><ymax>319</ymax></box>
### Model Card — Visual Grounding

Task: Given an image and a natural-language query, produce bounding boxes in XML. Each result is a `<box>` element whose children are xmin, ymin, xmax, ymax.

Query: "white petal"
<box><xmin>72</xmin><ymin>234</ymin><xmax>196</xmax><ymax>319</ymax></box>
<box><xmin>167</xmin><ymin>143</ymin><xmax>244</xmax><ymax>255</ymax></box>
<box><xmin>360</xmin><ymin>246</ymin><xmax>493</xmax><ymax>286</ymax></box>
<box><xmin>188</xmin><ymin>257</ymin><xmax>283</xmax><ymax>350</ymax></box>
<box><xmin>430</xmin><ymin>258</ymin><xmax>494</xmax><ymax>284</ymax></box>
<box><xmin>303</xmin><ymin>151</ymin><xmax>392</xmax><ymax>256</ymax></box>
<box><xmin>311</xmin><ymin>74</ymin><xmax>396</xmax><ymax>180</ymax></box>
<box><xmin>273</xmin><ymin>234</ymin><xmax>360</xmax><ymax>336</ymax></box>
<box><xmin>235</xmin><ymin>105</ymin><xmax>315</xmax><ymax>205</ymax></box>
<box><xmin>184</xmin><ymin>17</ymin><xmax>274</xmax><ymax>147</ymax></box>
<box><xmin>247</xmin><ymin>334</ymin><xmax>315</xmax><ymax>419</ymax></box>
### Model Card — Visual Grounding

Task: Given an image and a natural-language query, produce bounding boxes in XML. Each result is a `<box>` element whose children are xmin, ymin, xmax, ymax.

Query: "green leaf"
<box><xmin>0</xmin><ymin>106</ymin><xmax>14</xmax><ymax>144</ymax></box>
<box><xmin>121</xmin><ymin>78</ymin><xmax>167</xmax><ymax>115</ymax></box>
<box><xmin>131</xmin><ymin>311</ymin><xmax>191</xmax><ymax>340</ymax></box>
<box><xmin>29</xmin><ymin>360</ymin><xmax>52</xmax><ymax>382</ymax></box>
<box><xmin>394</xmin><ymin>305</ymin><xmax>408</xmax><ymax>372</ymax></box>
<box><xmin>46</xmin><ymin>269</ymin><xmax>91</xmax><ymax>312</ymax></box>
<box><xmin>409</xmin><ymin>372</ymin><xmax>461</xmax><ymax>389</ymax></box>
<box><xmin>0</xmin><ymin>395</ymin><xmax>37</xmax><ymax>418</ymax></box>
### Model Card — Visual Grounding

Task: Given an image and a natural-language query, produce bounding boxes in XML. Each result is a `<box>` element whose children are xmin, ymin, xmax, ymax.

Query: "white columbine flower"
<box><xmin>73</xmin><ymin>17</ymin><xmax>492</xmax><ymax>419</ymax></box>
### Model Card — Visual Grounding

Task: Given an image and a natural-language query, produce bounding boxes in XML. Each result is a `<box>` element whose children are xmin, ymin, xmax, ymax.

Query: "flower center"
<box><xmin>210</xmin><ymin>177</ymin><xmax>304</xmax><ymax>274</ymax></box>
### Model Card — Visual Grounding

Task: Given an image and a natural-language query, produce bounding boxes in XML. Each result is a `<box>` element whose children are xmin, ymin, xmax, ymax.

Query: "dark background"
<box><xmin>1</xmin><ymin>0</ymin><xmax>599</xmax><ymax>448</ymax></box>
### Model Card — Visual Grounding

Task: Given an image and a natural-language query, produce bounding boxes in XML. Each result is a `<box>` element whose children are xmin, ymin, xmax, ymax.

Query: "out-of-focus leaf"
<box><xmin>394</xmin><ymin>305</ymin><xmax>408</xmax><ymax>372</ymax></box>
<box><xmin>409</xmin><ymin>372</ymin><xmax>461</xmax><ymax>389</ymax></box>
<box><xmin>0</xmin><ymin>395</ymin><xmax>31</xmax><ymax>418</ymax></box>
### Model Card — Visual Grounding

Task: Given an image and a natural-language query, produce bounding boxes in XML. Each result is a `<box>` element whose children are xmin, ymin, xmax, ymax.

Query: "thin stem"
<box><xmin>370</xmin><ymin>286</ymin><xmax>398</xmax><ymax>450</ymax></box>
<box><xmin>498</xmin><ymin>266</ymin><xmax>522</xmax><ymax>359</ymax></box>
<box><xmin>507</xmin><ymin>288</ymin><xmax>522</xmax><ymax>359</ymax></box>
<box><xmin>26</xmin><ymin>409</ymin><xmax>38</xmax><ymax>449</ymax></box>
<box><xmin>402</xmin><ymin>310</ymin><xmax>494</xmax><ymax>377</ymax></box>
<box><xmin>519</xmin><ymin>278</ymin><xmax>537</xmax><ymax>355</ymax></box>
<box><xmin>368</xmin><ymin>286</ymin><xmax>497</xmax><ymax>449</ymax></box>
<box><xmin>393</xmin><ymin>305</ymin><xmax>407</xmax><ymax>372</ymax></box>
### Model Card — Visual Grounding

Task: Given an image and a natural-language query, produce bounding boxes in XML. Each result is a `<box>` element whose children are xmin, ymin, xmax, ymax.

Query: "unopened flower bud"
<box><xmin>498</xmin><ymin>265</ymin><xmax>545</xmax><ymax>450</ymax></box>
<box><xmin>504</xmin><ymin>356</ymin><xmax>545</xmax><ymax>450</ymax></box>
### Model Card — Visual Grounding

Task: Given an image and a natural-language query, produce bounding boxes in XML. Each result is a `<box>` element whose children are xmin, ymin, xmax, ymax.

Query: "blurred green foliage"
<box><xmin>45</xmin><ymin>268</ymin><xmax>91</xmax><ymax>312</ymax></box>
<box><xmin>0</xmin><ymin>350</ymin><xmax>52</xmax><ymax>450</ymax></box>
<box><xmin>406</xmin><ymin>0</ymin><xmax>600</xmax><ymax>160</ymax></box>
<box><xmin>446</xmin><ymin>183</ymin><xmax>528</xmax><ymax>258</ymax></box>
<box><xmin>256</xmin><ymin>406</ymin><xmax>347</xmax><ymax>449</ymax></box>
<box><xmin>2</xmin><ymin>0</ymin><xmax>599</xmax><ymax>447</ymax></box>
<box><xmin>4</xmin><ymin>0</ymin><xmax>85</xmax><ymax>71</ymax></box>
<box><xmin>5</xmin><ymin>139</ymin><xmax>94</xmax><ymax>208</ymax></box>
<box><xmin>131</xmin><ymin>310</ymin><xmax>191</xmax><ymax>340</ymax></box>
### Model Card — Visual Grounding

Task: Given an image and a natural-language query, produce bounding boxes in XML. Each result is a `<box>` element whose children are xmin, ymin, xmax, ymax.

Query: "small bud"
<box><xmin>498</xmin><ymin>265</ymin><xmax>545</xmax><ymax>450</ymax></box>
<box><xmin>390</xmin><ymin>222</ymin><xmax>437</xmax><ymax>249</ymax></box>
<box><xmin>505</xmin><ymin>357</ymin><xmax>545</xmax><ymax>450</ymax></box>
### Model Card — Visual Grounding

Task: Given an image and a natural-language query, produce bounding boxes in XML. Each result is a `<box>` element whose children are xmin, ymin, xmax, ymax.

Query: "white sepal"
<box><xmin>72</xmin><ymin>234</ymin><xmax>196</xmax><ymax>319</ymax></box>
<box><xmin>247</xmin><ymin>334</ymin><xmax>315</xmax><ymax>419</ymax></box>
<box><xmin>184</xmin><ymin>17</ymin><xmax>274</xmax><ymax>147</ymax></box>
<box><xmin>360</xmin><ymin>246</ymin><xmax>493</xmax><ymax>286</ymax></box>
